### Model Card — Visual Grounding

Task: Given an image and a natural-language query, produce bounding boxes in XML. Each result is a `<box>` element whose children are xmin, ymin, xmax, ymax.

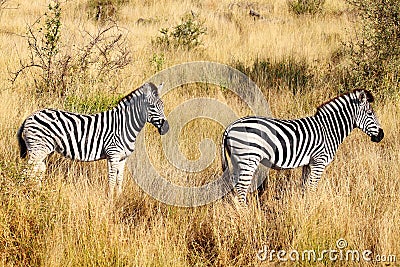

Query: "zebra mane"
<box><xmin>316</xmin><ymin>89</ymin><xmax>374</xmax><ymax>114</ymax></box>
<box><xmin>116</xmin><ymin>83</ymin><xmax>159</xmax><ymax>106</ymax></box>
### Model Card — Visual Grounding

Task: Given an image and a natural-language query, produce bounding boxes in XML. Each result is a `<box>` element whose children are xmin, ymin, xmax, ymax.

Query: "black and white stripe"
<box><xmin>17</xmin><ymin>82</ymin><xmax>169</xmax><ymax>196</ymax></box>
<box><xmin>221</xmin><ymin>89</ymin><xmax>384</xmax><ymax>204</ymax></box>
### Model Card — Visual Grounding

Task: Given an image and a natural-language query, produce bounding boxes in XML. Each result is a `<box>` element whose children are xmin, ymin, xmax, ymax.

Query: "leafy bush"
<box><xmin>154</xmin><ymin>14</ymin><xmax>207</xmax><ymax>51</ymax></box>
<box><xmin>344</xmin><ymin>0</ymin><xmax>400</xmax><ymax>97</ymax></box>
<box><xmin>149</xmin><ymin>53</ymin><xmax>165</xmax><ymax>72</ymax></box>
<box><xmin>287</xmin><ymin>0</ymin><xmax>325</xmax><ymax>15</ymax></box>
<box><xmin>234</xmin><ymin>57</ymin><xmax>311</xmax><ymax>95</ymax></box>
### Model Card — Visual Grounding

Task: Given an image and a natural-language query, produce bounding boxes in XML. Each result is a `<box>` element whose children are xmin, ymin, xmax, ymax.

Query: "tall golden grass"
<box><xmin>0</xmin><ymin>0</ymin><xmax>399</xmax><ymax>266</ymax></box>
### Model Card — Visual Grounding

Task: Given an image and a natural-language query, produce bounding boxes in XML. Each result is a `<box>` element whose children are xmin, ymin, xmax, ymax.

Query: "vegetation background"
<box><xmin>0</xmin><ymin>0</ymin><xmax>399</xmax><ymax>266</ymax></box>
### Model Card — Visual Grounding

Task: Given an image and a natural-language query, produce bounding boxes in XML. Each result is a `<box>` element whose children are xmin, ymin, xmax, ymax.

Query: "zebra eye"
<box><xmin>366</xmin><ymin>110</ymin><xmax>373</xmax><ymax>115</ymax></box>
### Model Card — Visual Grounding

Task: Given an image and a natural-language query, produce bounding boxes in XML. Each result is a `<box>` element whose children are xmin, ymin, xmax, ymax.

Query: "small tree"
<box><xmin>41</xmin><ymin>1</ymin><xmax>62</xmax><ymax>89</ymax></box>
<box><xmin>345</xmin><ymin>0</ymin><xmax>400</xmax><ymax>97</ymax></box>
<box><xmin>12</xmin><ymin>0</ymin><xmax>64</xmax><ymax>95</ymax></box>
<box><xmin>12</xmin><ymin>1</ymin><xmax>131</xmax><ymax>98</ymax></box>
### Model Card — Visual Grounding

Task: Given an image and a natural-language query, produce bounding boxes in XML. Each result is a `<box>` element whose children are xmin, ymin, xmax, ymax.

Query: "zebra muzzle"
<box><xmin>371</xmin><ymin>128</ymin><xmax>384</xmax><ymax>143</ymax></box>
<box><xmin>158</xmin><ymin>120</ymin><xmax>169</xmax><ymax>135</ymax></box>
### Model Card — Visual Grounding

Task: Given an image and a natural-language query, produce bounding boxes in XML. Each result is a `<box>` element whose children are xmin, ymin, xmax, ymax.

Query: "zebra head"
<box><xmin>353</xmin><ymin>90</ymin><xmax>384</xmax><ymax>143</ymax></box>
<box><xmin>143</xmin><ymin>82</ymin><xmax>169</xmax><ymax>135</ymax></box>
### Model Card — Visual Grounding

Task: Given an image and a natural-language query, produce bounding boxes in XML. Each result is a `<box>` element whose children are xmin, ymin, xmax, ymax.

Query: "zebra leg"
<box><xmin>107</xmin><ymin>159</ymin><xmax>118</xmax><ymax>198</ymax></box>
<box><xmin>303</xmin><ymin>161</ymin><xmax>325</xmax><ymax>191</ymax></box>
<box><xmin>235</xmin><ymin>157</ymin><xmax>261</xmax><ymax>204</ymax></box>
<box><xmin>301</xmin><ymin>165</ymin><xmax>311</xmax><ymax>190</ymax></box>
<box><xmin>115</xmin><ymin>159</ymin><xmax>126</xmax><ymax>196</ymax></box>
<box><xmin>107</xmin><ymin>158</ymin><xmax>126</xmax><ymax>198</ymax></box>
<box><xmin>26</xmin><ymin>149</ymin><xmax>49</xmax><ymax>184</ymax></box>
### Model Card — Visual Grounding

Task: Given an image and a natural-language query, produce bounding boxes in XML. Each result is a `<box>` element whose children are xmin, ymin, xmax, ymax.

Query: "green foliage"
<box><xmin>287</xmin><ymin>0</ymin><xmax>325</xmax><ymax>15</ymax></box>
<box><xmin>150</xmin><ymin>53</ymin><xmax>165</xmax><ymax>72</ymax></box>
<box><xmin>154</xmin><ymin>14</ymin><xmax>207</xmax><ymax>51</ymax></box>
<box><xmin>42</xmin><ymin>1</ymin><xmax>61</xmax><ymax>62</ymax></box>
<box><xmin>234</xmin><ymin>57</ymin><xmax>311</xmax><ymax>95</ymax></box>
<box><xmin>345</xmin><ymin>0</ymin><xmax>400</xmax><ymax>97</ymax></box>
<box><xmin>20</xmin><ymin>0</ymin><xmax>64</xmax><ymax>95</ymax></box>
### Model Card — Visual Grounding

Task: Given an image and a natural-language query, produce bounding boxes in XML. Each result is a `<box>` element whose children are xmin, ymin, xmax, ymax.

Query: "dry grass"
<box><xmin>0</xmin><ymin>0</ymin><xmax>399</xmax><ymax>266</ymax></box>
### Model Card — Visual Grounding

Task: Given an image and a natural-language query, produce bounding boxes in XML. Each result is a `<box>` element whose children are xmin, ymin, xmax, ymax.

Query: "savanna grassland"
<box><xmin>0</xmin><ymin>0</ymin><xmax>399</xmax><ymax>266</ymax></box>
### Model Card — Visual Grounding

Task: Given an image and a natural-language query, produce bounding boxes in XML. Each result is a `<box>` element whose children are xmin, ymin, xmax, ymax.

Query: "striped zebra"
<box><xmin>17</xmin><ymin>82</ymin><xmax>169</xmax><ymax>197</ymax></box>
<box><xmin>221</xmin><ymin>89</ymin><xmax>384</xmax><ymax>204</ymax></box>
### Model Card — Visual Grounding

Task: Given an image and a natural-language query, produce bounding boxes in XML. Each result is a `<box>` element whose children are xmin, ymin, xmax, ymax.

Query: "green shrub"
<box><xmin>344</xmin><ymin>0</ymin><xmax>400</xmax><ymax>97</ymax></box>
<box><xmin>150</xmin><ymin>53</ymin><xmax>165</xmax><ymax>72</ymax></box>
<box><xmin>154</xmin><ymin>13</ymin><xmax>207</xmax><ymax>51</ymax></box>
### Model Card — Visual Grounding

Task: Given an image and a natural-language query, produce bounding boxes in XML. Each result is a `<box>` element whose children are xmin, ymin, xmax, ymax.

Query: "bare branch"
<box><xmin>10</xmin><ymin>62</ymin><xmax>42</xmax><ymax>84</ymax></box>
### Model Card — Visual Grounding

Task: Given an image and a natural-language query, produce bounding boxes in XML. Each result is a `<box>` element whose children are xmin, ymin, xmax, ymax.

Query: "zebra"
<box><xmin>17</xmin><ymin>82</ymin><xmax>169</xmax><ymax>197</ymax></box>
<box><xmin>221</xmin><ymin>89</ymin><xmax>384</xmax><ymax>204</ymax></box>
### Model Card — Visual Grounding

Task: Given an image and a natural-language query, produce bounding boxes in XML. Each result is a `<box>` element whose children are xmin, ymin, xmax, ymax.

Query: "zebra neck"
<box><xmin>115</xmin><ymin>92</ymin><xmax>148</xmax><ymax>138</ymax></box>
<box><xmin>315</xmin><ymin>100</ymin><xmax>355</xmax><ymax>149</ymax></box>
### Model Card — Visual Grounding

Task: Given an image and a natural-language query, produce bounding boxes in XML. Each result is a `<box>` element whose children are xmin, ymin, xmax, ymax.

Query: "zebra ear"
<box><xmin>358</xmin><ymin>90</ymin><xmax>368</xmax><ymax>104</ymax></box>
<box><xmin>356</xmin><ymin>89</ymin><xmax>374</xmax><ymax>104</ymax></box>
<box><xmin>142</xmin><ymin>82</ymin><xmax>158</xmax><ymax>96</ymax></box>
<box><xmin>157</xmin><ymin>83</ymin><xmax>164</xmax><ymax>94</ymax></box>
<box><xmin>365</xmin><ymin>90</ymin><xmax>374</xmax><ymax>102</ymax></box>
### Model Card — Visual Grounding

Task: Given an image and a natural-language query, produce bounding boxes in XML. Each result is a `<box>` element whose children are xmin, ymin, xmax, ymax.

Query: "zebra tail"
<box><xmin>17</xmin><ymin>120</ymin><xmax>27</xmax><ymax>158</ymax></box>
<box><xmin>221</xmin><ymin>129</ymin><xmax>229</xmax><ymax>173</ymax></box>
